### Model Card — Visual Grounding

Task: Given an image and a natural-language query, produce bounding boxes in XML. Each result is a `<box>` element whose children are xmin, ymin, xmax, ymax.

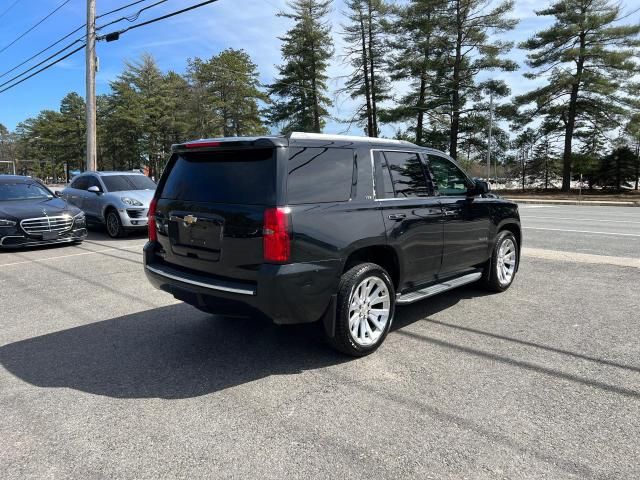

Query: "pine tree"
<box><xmin>58</xmin><ymin>92</ymin><xmax>86</xmax><ymax>173</ymax></box>
<box><xmin>268</xmin><ymin>0</ymin><xmax>334</xmax><ymax>133</ymax></box>
<box><xmin>342</xmin><ymin>0</ymin><xmax>389</xmax><ymax>136</ymax></box>
<box><xmin>599</xmin><ymin>146</ymin><xmax>637</xmax><ymax>189</ymax></box>
<box><xmin>384</xmin><ymin>0</ymin><xmax>448</xmax><ymax>145</ymax></box>
<box><xmin>516</xmin><ymin>0</ymin><xmax>640</xmax><ymax>192</ymax></box>
<box><xmin>440</xmin><ymin>0</ymin><xmax>517</xmax><ymax>159</ymax></box>
<box><xmin>187</xmin><ymin>49</ymin><xmax>269</xmax><ymax>138</ymax></box>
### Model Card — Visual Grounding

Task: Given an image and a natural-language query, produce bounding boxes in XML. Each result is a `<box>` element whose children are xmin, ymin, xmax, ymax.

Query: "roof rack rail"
<box><xmin>287</xmin><ymin>132</ymin><xmax>414</xmax><ymax>146</ymax></box>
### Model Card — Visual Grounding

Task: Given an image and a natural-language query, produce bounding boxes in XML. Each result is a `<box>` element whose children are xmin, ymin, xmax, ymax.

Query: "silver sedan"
<box><xmin>61</xmin><ymin>172</ymin><xmax>156</xmax><ymax>238</ymax></box>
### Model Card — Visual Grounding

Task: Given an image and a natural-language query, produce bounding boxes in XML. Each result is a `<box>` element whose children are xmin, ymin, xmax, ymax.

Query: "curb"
<box><xmin>505</xmin><ymin>198</ymin><xmax>640</xmax><ymax>207</ymax></box>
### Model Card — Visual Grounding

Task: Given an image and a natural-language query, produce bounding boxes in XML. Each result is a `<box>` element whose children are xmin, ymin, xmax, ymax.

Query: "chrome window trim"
<box><xmin>369</xmin><ymin>148</ymin><xmax>434</xmax><ymax>202</ymax></box>
<box><xmin>145</xmin><ymin>265</ymin><xmax>256</xmax><ymax>296</ymax></box>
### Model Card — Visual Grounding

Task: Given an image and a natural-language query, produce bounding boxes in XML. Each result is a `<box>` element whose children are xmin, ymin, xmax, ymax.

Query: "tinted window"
<box><xmin>161</xmin><ymin>148</ymin><xmax>275</xmax><ymax>205</ymax></box>
<box><xmin>374</xmin><ymin>152</ymin><xmax>395</xmax><ymax>199</ymax></box>
<box><xmin>382</xmin><ymin>151</ymin><xmax>429</xmax><ymax>198</ymax></box>
<box><xmin>71</xmin><ymin>176</ymin><xmax>88</xmax><ymax>190</ymax></box>
<box><xmin>0</xmin><ymin>182</ymin><xmax>53</xmax><ymax>201</ymax></box>
<box><xmin>428</xmin><ymin>155</ymin><xmax>470</xmax><ymax>196</ymax></box>
<box><xmin>86</xmin><ymin>176</ymin><xmax>102</xmax><ymax>191</ymax></box>
<box><xmin>287</xmin><ymin>147</ymin><xmax>354</xmax><ymax>204</ymax></box>
<box><xmin>102</xmin><ymin>175</ymin><xmax>156</xmax><ymax>192</ymax></box>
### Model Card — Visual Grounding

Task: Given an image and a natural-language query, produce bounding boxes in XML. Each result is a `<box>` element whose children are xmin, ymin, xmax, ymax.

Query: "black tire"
<box><xmin>326</xmin><ymin>262</ymin><xmax>395</xmax><ymax>357</ymax></box>
<box><xmin>105</xmin><ymin>209</ymin><xmax>127</xmax><ymax>238</ymax></box>
<box><xmin>480</xmin><ymin>230</ymin><xmax>519</xmax><ymax>292</ymax></box>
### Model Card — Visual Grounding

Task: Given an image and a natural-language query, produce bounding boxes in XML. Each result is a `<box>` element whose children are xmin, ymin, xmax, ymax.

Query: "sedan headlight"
<box><xmin>0</xmin><ymin>219</ymin><xmax>17</xmax><ymax>227</ymax></box>
<box><xmin>121</xmin><ymin>197</ymin><xmax>144</xmax><ymax>206</ymax></box>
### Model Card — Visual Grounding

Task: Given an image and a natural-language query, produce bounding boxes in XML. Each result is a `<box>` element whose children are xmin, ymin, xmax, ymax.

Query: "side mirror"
<box><xmin>468</xmin><ymin>180</ymin><xmax>489</xmax><ymax>196</ymax></box>
<box><xmin>54</xmin><ymin>191</ymin><xmax>62</xmax><ymax>197</ymax></box>
<box><xmin>87</xmin><ymin>186</ymin><xmax>102</xmax><ymax>194</ymax></box>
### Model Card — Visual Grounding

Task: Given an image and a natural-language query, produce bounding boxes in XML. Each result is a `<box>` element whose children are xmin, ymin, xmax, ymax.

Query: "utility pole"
<box><xmin>486</xmin><ymin>90</ymin><xmax>494</xmax><ymax>186</ymax></box>
<box><xmin>86</xmin><ymin>0</ymin><xmax>97</xmax><ymax>172</ymax></box>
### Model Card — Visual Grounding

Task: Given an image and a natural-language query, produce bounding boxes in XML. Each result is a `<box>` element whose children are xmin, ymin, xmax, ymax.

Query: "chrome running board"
<box><xmin>396</xmin><ymin>272</ymin><xmax>482</xmax><ymax>305</ymax></box>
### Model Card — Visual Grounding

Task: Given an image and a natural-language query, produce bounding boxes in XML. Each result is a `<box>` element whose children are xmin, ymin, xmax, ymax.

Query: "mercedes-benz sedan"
<box><xmin>0</xmin><ymin>175</ymin><xmax>87</xmax><ymax>249</ymax></box>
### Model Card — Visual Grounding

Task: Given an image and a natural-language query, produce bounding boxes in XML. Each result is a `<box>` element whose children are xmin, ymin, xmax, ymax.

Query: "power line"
<box><xmin>98</xmin><ymin>0</ymin><xmax>151</xmax><ymax>19</ymax></box>
<box><xmin>0</xmin><ymin>25</ymin><xmax>84</xmax><ymax>80</ymax></box>
<box><xmin>99</xmin><ymin>0</ymin><xmax>220</xmax><ymax>41</ymax></box>
<box><xmin>0</xmin><ymin>0</ymin><xmax>168</xmax><ymax>82</ymax></box>
<box><xmin>0</xmin><ymin>0</ymin><xmax>22</xmax><ymax>21</ymax></box>
<box><xmin>0</xmin><ymin>0</ymin><xmax>72</xmax><ymax>54</ymax></box>
<box><xmin>0</xmin><ymin>0</ymin><xmax>219</xmax><ymax>94</ymax></box>
<box><xmin>0</xmin><ymin>44</ymin><xmax>85</xmax><ymax>94</ymax></box>
<box><xmin>0</xmin><ymin>39</ymin><xmax>83</xmax><ymax>89</ymax></box>
<box><xmin>98</xmin><ymin>0</ymin><xmax>168</xmax><ymax>30</ymax></box>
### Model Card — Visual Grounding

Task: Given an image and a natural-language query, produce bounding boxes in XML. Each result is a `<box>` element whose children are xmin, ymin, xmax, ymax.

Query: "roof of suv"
<box><xmin>172</xmin><ymin>132</ymin><xmax>422</xmax><ymax>152</ymax></box>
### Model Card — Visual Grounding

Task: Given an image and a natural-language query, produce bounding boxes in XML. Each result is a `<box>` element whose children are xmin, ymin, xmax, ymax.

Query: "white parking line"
<box><xmin>522</xmin><ymin>216</ymin><xmax>640</xmax><ymax>225</ymax></box>
<box><xmin>0</xmin><ymin>244</ymin><xmax>146</xmax><ymax>268</ymax></box>
<box><xmin>523</xmin><ymin>248</ymin><xmax>640</xmax><ymax>268</ymax></box>
<box><xmin>523</xmin><ymin>227</ymin><xmax>640</xmax><ymax>237</ymax></box>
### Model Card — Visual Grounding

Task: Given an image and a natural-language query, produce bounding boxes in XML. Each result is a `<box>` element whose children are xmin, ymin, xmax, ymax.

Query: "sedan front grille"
<box><xmin>20</xmin><ymin>215</ymin><xmax>74</xmax><ymax>234</ymax></box>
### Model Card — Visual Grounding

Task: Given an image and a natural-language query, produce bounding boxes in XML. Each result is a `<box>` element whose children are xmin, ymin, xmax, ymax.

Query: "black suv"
<box><xmin>144</xmin><ymin>133</ymin><xmax>521</xmax><ymax>356</ymax></box>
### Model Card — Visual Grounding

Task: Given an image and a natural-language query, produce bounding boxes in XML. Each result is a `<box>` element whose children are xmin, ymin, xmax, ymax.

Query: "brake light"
<box><xmin>263</xmin><ymin>207</ymin><xmax>290</xmax><ymax>263</ymax></box>
<box><xmin>148</xmin><ymin>197</ymin><xmax>158</xmax><ymax>242</ymax></box>
<box><xmin>185</xmin><ymin>141</ymin><xmax>222</xmax><ymax>148</ymax></box>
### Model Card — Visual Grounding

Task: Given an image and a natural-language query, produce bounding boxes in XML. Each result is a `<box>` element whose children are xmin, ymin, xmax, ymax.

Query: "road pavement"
<box><xmin>1</xmin><ymin>206</ymin><xmax>639</xmax><ymax>479</ymax></box>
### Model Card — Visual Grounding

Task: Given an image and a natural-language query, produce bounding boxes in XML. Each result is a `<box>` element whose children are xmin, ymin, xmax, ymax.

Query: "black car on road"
<box><xmin>144</xmin><ymin>133</ymin><xmax>521</xmax><ymax>356</ymax></box>
<box><xmin>0</xmin><ymin>175</ymin><xmax>87</xmax><ymax>249</ymax></box>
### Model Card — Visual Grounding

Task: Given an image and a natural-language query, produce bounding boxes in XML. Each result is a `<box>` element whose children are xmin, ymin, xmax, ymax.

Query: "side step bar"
<box><xmin>396</xmin><ymin>272</ymin><xmax>482</xmax><ymax>305</ymax></box>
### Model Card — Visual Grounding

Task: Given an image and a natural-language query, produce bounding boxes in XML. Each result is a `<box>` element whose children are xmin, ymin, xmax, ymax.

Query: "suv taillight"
<box><xmin>148</xmin><ymin>197</ymin><xmax>158</xmax><ymax>242</ymax></box>
<box><xmin>263</xmin><ymin>207</ymin><xmax>290</xmax><ymax>263</ymax></box>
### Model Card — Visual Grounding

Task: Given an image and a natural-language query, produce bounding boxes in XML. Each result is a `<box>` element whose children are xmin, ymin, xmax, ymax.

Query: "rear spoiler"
<box><xmin>171</xmin><ymin>137</ymin><xmax>287</xmax><ymax>152</ymax></box>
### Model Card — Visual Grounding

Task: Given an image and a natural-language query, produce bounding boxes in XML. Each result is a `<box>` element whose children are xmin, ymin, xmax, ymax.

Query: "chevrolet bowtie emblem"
<box><xmin>183</xmin><ymin>215</ymin><xmax>198</xmax><ymax>226</ymax></box>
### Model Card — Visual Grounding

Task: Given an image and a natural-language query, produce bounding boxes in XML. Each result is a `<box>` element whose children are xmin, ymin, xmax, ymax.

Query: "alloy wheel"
<box><xmin>496</xmin><ymin>237</ymin><xmax>516</xmax><ymax>285</ymax></box>
<box><xmin>348</xmin><ymin>276</ymin><xmax>391</xmax><ymax>347</ymax></box>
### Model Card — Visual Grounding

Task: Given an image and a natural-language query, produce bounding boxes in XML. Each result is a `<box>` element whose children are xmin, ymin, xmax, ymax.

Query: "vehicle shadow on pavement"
<box><xmin>392</xmin><ymin>285</ymin><xmax>640</xmax><ymax>399</ymax></box>
<box><xmin>2</xmin><ymin>286</ymin><xmax>638</xmax><ymax>401</ymax></box>
<box><xmin>0</xmin><ymin>303</ymin><xmax>349</xmax><ymax>399</ymax></box>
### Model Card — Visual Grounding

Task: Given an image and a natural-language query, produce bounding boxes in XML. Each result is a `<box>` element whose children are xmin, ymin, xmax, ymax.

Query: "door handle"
<box><xmin>388</xmin><ymin>213</ymin><xmax>406</xmax><ymax>220</ymax></box>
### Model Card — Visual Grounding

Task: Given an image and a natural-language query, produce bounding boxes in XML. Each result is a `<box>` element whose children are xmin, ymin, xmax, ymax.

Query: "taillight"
<box><xmin>263</xmin><ymin>207</ymin><xmax>290</xmax><ymax>263</ymax></box>
<box><xmin>148</xmin><ymin>197</ymin><xmax>158</xmax><ymax>242</ymax></box>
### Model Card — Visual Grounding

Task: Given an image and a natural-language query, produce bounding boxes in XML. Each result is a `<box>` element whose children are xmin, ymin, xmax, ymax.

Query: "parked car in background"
<box><xmin>61</xmin><ymin>171</ymin><xmax>156</xmax><ymax>238</ymax></box>
<box><xmin>0</xmin><ymin>175</ymin><xmax>87</xmax><ymax>249</ymax></box>
<box><xmin>143</xmin><ymin>133</ymin><xmax>521</xmax><ymax>356</ymax></box>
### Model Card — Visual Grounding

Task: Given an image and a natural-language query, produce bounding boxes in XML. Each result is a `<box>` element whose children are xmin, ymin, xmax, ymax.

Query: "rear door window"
<box><xmin>379</xmin><ymin>151</ymin><xmax>430</xmax><ymax>198</ymax></box>
<box><xmin>287</xmin><ymin>147</ymin><xmax>355</xmax><ymax>204</ymax></box>
<box><xmin>161</xmin><ymin>148</ymin><xmax>276</xmax><ymax>205</ymax></box>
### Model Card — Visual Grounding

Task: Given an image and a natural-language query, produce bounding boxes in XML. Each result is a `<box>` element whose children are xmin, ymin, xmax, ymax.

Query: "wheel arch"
<box><xmin>497</xmin><ymin>221</ymin><xmax>521</xmax><ymax>252</ymax></box>
<box><xmin>342</xmin><ymin>244</ymin><xmax>401</xmax><ymax>291</ymax></box>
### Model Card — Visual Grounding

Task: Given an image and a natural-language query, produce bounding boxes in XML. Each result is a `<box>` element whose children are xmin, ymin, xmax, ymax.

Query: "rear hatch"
<box><xmin>152</xmin><ymin>147</ymin><xmax>277</xmax><ymax>283</ymax></box>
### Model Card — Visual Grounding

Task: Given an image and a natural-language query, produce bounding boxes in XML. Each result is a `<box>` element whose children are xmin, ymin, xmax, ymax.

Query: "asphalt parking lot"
<box><xmin>1</xmin><ymin>205</ymin><xmax>639</xmax><ymax>479</ymax></box>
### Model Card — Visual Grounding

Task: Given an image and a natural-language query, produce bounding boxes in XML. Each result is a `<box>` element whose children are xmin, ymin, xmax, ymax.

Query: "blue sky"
<box><xmin>0</xmin><ymin>0</ymin><xmax>638</xmax><ymax>135</ymax></box>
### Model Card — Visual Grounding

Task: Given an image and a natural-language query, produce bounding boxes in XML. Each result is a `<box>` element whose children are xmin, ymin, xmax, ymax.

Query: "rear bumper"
<box><xmin>0</xmin><ymin>228</ymin><xmax>88</xmax><ymax>249</ymax></box>
<box><xmin>143</xmin><ymin>242</ymin><xmax>341</xmax><ymax>324</ymax></box>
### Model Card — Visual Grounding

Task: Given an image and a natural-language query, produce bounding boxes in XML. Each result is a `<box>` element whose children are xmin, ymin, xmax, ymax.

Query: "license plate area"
<box><xmin>42</xmin><ymin>231</ymin><xmax>59</xmax><ymax>240</ymax></box>
<box><xmin>168</xmin><ymin>213</ymin><xmax>223</xmax><ymax>262</ymax></box>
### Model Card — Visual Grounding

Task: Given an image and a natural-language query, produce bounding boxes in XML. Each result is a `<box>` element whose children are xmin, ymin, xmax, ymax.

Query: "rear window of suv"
<box><xmin>161</xmin><ymin>148</ymin><xmax>276</xmax><ymax>205</ymax></box>
<box><xmin>287</xmin><ymin>147</ymin><xmax>355</xmax><ymax>204</ymax></box>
